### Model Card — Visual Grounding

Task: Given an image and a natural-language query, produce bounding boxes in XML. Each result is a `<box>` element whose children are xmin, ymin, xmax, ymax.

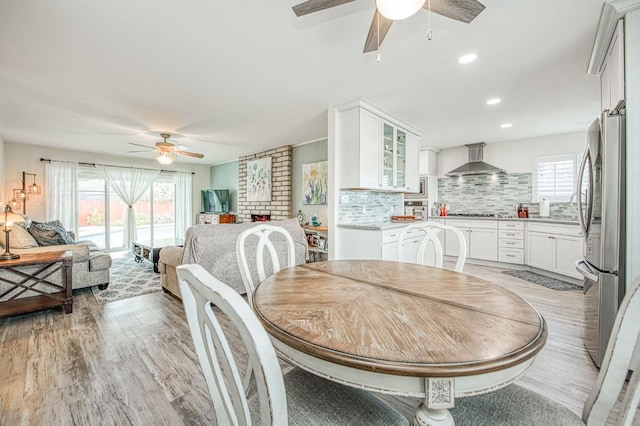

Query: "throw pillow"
<box><xmin>28</xmin><ymin>220</ymin><xmax>75</xmax><ymax>246</ymax></box>
<box><xmin>0</xmin><ymin>223</ymin><xmax>39</xmax><ymax>249</ymax></box>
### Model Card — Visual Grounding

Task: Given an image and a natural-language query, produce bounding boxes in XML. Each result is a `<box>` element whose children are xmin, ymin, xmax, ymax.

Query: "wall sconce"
<box><xmin>21</xmin><ymin>172</ymin><xmax>42</xmax><ymax>214</ymax></box>
<box><xmin>0</xmin><ymin>204</ymin><xmax>23</xmax><ymax>260</ymax></box>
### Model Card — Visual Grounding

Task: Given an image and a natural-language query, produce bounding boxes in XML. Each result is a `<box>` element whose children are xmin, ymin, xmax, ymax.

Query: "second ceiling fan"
<box><xmin>291</xmin><ymin>0</ymin><xmax>486</xmax><ymax>53</ymax></box>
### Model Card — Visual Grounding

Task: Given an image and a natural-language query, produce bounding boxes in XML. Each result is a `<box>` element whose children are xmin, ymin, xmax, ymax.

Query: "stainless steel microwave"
<box><xmin>405</xmin><ymin>176</ymin><xmax>428</xmax><ymax>199</ymax></box>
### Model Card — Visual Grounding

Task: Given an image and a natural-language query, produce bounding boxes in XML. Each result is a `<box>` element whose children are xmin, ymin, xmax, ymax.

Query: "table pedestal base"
<box><xmin>414</xmin><ymin>406</ymin><xmax>454</xmax><ymax>426</ymax></box>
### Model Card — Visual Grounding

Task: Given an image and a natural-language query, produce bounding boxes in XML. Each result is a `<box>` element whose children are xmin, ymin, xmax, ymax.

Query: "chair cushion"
<box><xmin>450</xmin><ymin>384</ymin><xmax>583</xmax><ymax>426</ymax></box>
<box><xmin>250</xmin><ymin>368</ymin><xmax>409</xmax><ymax>425</ymax></box>
<box><xmin>89</xmin><ymin>253</ymin><xmax>112</xmax><ymax>271</ymax></box>
<box><xmin>28</xmin><ymin>220</ymin><xmax>75</xmax><ymax>246</ymax></box>
<box><xmin>0</xmin><ymin>224</ymin><xmax>39</xmax><ymax>249</ymax></box>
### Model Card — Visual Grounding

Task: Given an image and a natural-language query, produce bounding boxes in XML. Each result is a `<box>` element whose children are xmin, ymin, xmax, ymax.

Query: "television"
<box><xmin>201</xmin><ymin>189</ymin><xmax>230</xmax><ymax>213</ymax></box>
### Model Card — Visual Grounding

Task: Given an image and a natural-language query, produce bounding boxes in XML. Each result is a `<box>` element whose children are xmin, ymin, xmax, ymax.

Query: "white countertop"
<box><xmin>338</xmin><ymin>216</ymin><xmax>580</xmax><ymax>230</ymax></box>
<box><xmin>433</xmin><ymin>216</ymin><xmax>580</xmax><ymax>226</ymax></box>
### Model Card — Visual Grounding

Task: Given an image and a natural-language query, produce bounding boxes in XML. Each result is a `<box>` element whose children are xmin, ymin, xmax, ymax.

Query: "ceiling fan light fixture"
<box><xmin>156</xmin><ymin>151</ymin><xmax>176</xmax><ymax>165</ymax></box>
<box><xmin>376</xmin><ymin>0</ymin><xmax>424</xmax><ymax>20</ymax></box>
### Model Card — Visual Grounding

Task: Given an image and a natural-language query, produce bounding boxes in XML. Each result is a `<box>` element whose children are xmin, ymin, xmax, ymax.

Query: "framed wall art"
<box><xmin>247</xmin><ymin>157</ymin><xmax>272</xmax><ymax>201</ymax></box>
<box><xmin>302</xmin><ymin>160</ymin><xmax>328</xmax><ymax>205</ymax></box>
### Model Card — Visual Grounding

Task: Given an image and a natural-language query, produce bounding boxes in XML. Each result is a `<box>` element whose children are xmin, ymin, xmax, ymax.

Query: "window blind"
<box><xmin>535</xmin><ymin>154</ymin><xmax>582</xmax><ymax>202</ymax></box>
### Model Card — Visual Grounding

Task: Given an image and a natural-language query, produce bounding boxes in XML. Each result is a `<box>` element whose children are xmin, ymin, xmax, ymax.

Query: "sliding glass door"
<box><xmin>77</xmin><ymin>168</ymin><xmax>176</xmax><ymax>251</ymax></box>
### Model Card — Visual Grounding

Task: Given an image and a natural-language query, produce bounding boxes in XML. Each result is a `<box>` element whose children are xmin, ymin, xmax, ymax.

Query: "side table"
<box><xmin>0</xmin><ymin>250</ymin><xmax>73</xmax><ymax>318</ymax></box>
<box><xmin>133</xmin><ymin>238</ymin><xmax>183</xmax><ymax>273</ymax></box>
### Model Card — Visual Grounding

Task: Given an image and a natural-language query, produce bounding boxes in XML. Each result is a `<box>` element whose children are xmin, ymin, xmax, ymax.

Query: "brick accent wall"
<box><xmin>238</xmin><ymin>146</ymin><xmax>292</xmax><ymax>222</ymax></box>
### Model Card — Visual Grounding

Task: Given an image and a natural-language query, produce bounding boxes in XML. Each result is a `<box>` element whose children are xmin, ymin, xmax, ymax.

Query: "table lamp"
<box><xmin>1</xmin><ymin>204</ymin><xmax>23</xmax><ymax>260</ymax></box>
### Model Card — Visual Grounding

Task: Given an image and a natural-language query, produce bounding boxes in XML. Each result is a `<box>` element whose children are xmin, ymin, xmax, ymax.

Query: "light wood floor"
<box><xmin>0</xmin><ymin>262</ymin><xmax>598</xmax><ymax>425</ymax></box>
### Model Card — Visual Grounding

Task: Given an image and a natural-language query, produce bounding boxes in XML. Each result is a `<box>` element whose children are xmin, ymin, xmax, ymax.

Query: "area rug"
<box><xmin>502</xmin><ymin>270</ymin><xmax>582</xmax><ymax>291</ymax></box>
<box><xmin>91</xmin><ymin>256</ymin><xmax>162</xmax><ymax>304</ymax></box>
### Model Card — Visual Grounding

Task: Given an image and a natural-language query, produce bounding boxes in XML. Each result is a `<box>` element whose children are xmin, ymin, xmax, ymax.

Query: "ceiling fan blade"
<box><xmin>176</xmin><ymin>151</ymin><xmax>204</xmax><ymax>159</ymax></box>
<box><xmin>129</xmin><ymin>142</ymin><xmax>155</xmax><ymax>149</ymax></box>
<box><xmin>363</xmin><ymin>10</ymin><xmax>394</xmax><ymax>53</ymax></box>
<box><xmin>126</xmin><ymin>150</ymin><xmax>153</xmax><ymax>153</ymax></box>
<box><xmin>425</xmin><ymin>0</ymin><xmax>485</xmax><ymax>24</ymax></box>
<box><xmin>292</xmin><ymin>0</ymin><xmax>356</xmax><ymax>17</ymax></box>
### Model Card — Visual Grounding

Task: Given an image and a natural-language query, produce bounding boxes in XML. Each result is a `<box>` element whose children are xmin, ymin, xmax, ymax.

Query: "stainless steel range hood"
<box><xmin>445</xmin><ymin>142</ymin><xmax>505</xmax><ymax>177</ymax></box>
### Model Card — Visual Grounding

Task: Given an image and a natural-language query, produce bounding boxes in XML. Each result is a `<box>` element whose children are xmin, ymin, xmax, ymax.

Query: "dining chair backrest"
<box><xmin>582</xmin><ymin>275</ymin><xmax>640</xmax><ymax>424</ymax></box>
<box><xmin>236</xmin><ymin>223</ymin><xmax>296</xmax><ymax>308</ymax></box>
<box><xmin>397</xmin><ymin>222</ymin><xmax>467</xmax><ymax>272</ymax></box>
<box><xmin>177</xmin><ymin>263</ymin><xmax>410</xmax><ymax>426</ymax></box>
<box><xmin>177</xmin><ymin>264</ymin><xmax>288</xmax><ymax>426</ymax></box>
<box><xmin>451</xmin><ymin>276</ymin><xmax>640</xmax><ymax>425</ymax></box>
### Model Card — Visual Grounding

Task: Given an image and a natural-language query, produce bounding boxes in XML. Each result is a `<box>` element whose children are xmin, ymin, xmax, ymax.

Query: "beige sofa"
<box><xmin>159</xmin><ymin>218</ymin><xmax>308</xmax><ymax>299</ymax></box>
<box><xmin>0</xmin><ymin>221</ymin><xmax>112</xmax><ymax>301</ymax></box>
<box><xmin>10</xmin><ymin>241</ymin><xmax>112</xmax><ymax>290</ymax></box>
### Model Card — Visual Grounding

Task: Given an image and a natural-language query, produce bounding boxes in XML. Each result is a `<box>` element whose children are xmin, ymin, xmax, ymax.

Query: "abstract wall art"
<box><xmin>302</xmin><ymin>161</ymin><xmax>328</xmax><ymax>205</ymax></box>
<box><xmin>247</xmin><ymin>157</ymin><xmax>272</xmax><ymax>201</ymax></box>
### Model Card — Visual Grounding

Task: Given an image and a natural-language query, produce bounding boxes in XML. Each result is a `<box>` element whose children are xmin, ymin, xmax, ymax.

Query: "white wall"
<box><xmin>4</xmin><ymin>142</ymin><xmax>211</xmax><ymax>222</ymax></box>
<box><xmin>626</xmin><ymin>9</ymin><xmax>640</xmax><ymax>289</ymax></box>
<box><xmin>437</xmin><ymin>131</ymin><xmax>587</xmax><ymax>177</ymax></box>
<box><xmin>0</xmin><ymin>135</ymin><xmax>5</xmax><ymax>204</ymax></box>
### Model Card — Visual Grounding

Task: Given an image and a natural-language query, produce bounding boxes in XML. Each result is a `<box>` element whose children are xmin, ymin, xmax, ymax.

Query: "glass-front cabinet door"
<box><xmin>381</xmin><ymin>122</ymin><xmax>407</xmax><ymax>190</ymax></box>
<box><xmin>396</xmin><ymin>129</ymin><xmax>406</xmax><ymax>188</ymax></box>
<box><xmin>382</xmin><ymin>123</ymin><xmax>394</xmax><ymax>187</ymax></box>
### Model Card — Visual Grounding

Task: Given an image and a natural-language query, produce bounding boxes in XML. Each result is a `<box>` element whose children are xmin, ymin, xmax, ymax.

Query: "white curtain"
<box><xmin>175</xmin><ymin>171</ymin><xmax>193</xmax><ymax>240</ymax></box>
<box><xmin>97</xmin><ymin>166</ymin><xmax>159</xmax><ymax>247</ymax></box>
<box><xmin>45</xmin><ymin>161</ymin><xmax>78</xmax><ymax>235</ymax></box>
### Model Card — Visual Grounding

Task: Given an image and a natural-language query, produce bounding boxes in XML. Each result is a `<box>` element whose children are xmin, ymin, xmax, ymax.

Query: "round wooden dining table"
<box><xmin>253</xmin><ymin>260</ymin><xmax>547</xmax><ymax>426</ymax></box>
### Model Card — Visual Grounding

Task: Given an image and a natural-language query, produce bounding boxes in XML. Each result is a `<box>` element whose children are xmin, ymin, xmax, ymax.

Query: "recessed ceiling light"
<box><xmin>486</xmin><ymin>98</ymin><xmax>501</xmax><ymax>105</ymax></box>
<box><xmin>457</xmin><ymin>53</ymin><xmax>477</xmax><ymax>64</ymax></box>
<box><xmin>501</xmin><ymin>123</ymin><xmax>513</xmax><ymax>128</ymax></box>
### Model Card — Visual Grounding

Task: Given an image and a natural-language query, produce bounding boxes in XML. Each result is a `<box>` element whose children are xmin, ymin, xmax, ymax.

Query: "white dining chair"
<box><xmin>450</xmin><ymin>275</ymin><xmax>640</xmax><ymax>425</ymax></box>
<box><xmin>236</xmin><ymin>223</ymin><xmax>296</xmax><ymax>308</ymax></box>
<box><xmin>397</xmin><ymin>222</ymin><xmax>467</xmax><ymax>272</ymax></box>
<box><xmin>176</xmin><ymin>264</ymin><xmax>410</xmax><ymax>426</ymax></box>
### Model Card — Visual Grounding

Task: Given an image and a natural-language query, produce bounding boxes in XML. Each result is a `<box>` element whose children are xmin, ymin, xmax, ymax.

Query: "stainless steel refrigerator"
<box><xmin>575</xmin><ymin>110</ymin><xmax>626</xmax><ymax>368</ymax></box>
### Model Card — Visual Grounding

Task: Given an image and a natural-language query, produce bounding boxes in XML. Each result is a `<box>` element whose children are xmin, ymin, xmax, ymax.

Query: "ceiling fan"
<box><xmin>128</xmin><ymin>133</ymin><xmax>204</xmax><ymax>165</ymax></box>
<box><xmin>291</xmin><ymin>0</ymin><xmax>485</xmax><ymax>53</ymax></box>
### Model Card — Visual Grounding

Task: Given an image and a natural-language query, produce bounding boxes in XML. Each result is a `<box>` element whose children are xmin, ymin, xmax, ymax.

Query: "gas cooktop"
<box><xmin>447</xmin><ymin>213</ymin><xmax>516</xmax><ymax>218</ymax></box>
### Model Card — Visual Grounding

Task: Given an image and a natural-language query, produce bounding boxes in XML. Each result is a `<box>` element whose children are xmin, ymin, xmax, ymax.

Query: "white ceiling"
<box><xmin>0</xmin><ymin>0</ymin><xmax>605</xmax><ymax>166</ymax></box>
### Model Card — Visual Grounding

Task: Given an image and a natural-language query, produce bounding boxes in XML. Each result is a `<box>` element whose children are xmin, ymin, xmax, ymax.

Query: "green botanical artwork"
<box><xmin>247</xmin><ymin>157</ymin><xmax>272</xmax><ymax>201</ymax></box>
<box><xmin>302</xmin><ymin>161</ymin><xmax>328</xmax><ymax>205</ymax></box>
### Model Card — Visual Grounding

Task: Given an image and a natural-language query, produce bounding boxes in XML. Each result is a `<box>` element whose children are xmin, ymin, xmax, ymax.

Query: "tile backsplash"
<box><xmin>438</xmin><ymin>173</ymin><xmax>533</xmax><ymax>215</ymax></box>
<box><xmin>338</xmin><ymin>190</ymin><xmax>404</xmax><ymax>224</ymax></box>
<box><xmin>438</xmin><ymin>173</ymin><xmax>577</xmax><ymax>218</ymax></box>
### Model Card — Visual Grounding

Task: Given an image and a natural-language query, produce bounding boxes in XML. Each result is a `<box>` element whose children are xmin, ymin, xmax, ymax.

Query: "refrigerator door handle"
<box><xmin>576</xmin><ymin>258</ymin><xmax>598</xmax><ymax>282</ymax></box>
<box><xmin>577</xmin><ymin>147</ymin><xmax>591</xmax><ymax>236</ymax></box>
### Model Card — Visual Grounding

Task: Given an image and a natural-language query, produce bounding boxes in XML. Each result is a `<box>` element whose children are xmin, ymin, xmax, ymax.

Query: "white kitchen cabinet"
<box><xmin>335</xmin><ymin>99</ymin><xmax>421</xmax><ymax>192</ymax></box>
<box><xmin>555</xmin><ymin>235</ymin><xmax>584</xmax><ymax>278</ymax></box>
<box><xmin>498</xmin><ymin>221</ymin><xmax>525</xmax><ymax>265</ymax></box>
<box><xmin>418</xmin><ymin>149</ymin><xmax>439</xmax><ymax>176</ymax></box>
<box><xmin>337</xmin><ymin>107</ymin><xmax>382</xmax><ymax>190</ymax></box>
<box><xmin>381</xmin><ymin>122</ymin><xmax>419</xmax><ymax>191</ymax></box>
<box><xmin>444</xmin><ymin>220</ymin><xmax>498</xmax><ymax>262</ymax></box>
<box><xmin>527</xmin><ymin>232</ymin><xmax>556</xmax><ymax>271</ymax></box>
<box><xmin>526</xmin><ymin>223</ymin><xmax>583</xmax><ymax>279</ymax></box>
<box><xmin>601</xmin><ymin>19</ymin><xmax>625</xmax><ymax>112</ymax></box>
<box><xmin>337</xmin><ymin>225</ymin><xmax>430</xmax><ymax>261</ymax></box>
<box><xmin>404</xmin><ymin>132</ymin><xmax>420</xmax><ymax>193</ymax></box>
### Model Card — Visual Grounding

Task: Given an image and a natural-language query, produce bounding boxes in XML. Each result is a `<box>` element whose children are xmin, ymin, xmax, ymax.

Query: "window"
<box><xmin>534</xmin><ymin>153</ymin><xmax>584</xmax><ymax>202</ymax></box>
